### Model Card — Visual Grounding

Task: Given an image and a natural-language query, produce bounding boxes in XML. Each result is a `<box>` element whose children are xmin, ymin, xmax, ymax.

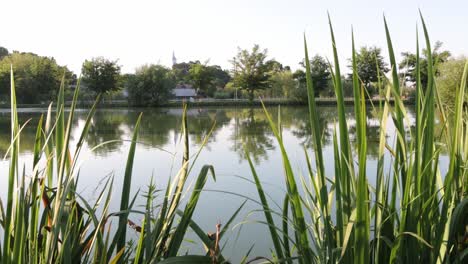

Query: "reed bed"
<box><xmin>246</xmin><ymin>13</ymin><xmax>467</xmax><ymax>264</ymax></box>
<box><xmin>0</xmin><ymin>67</ymin><xmax>238</xmax><ymax>263</ymax></box>
<box><xmin>1</xmin><ymin>13</ymin><xmax>467</xmax><ymax>264</ymax></box>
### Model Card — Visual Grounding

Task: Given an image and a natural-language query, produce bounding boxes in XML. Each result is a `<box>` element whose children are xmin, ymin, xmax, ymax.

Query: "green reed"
<box><xmin>0</xmin><ymin>67</ymin><xmax>238</xmax><ymax>263</ymax></box>
<box><xmin>0</xmin><ymin>13</ymin><xmax>467</xmax><ymax>264</ymax></box>
<box><xmin>247</xmin><ymin>13</ymin><xmax>467</xmax><ymax>263</ymax></box>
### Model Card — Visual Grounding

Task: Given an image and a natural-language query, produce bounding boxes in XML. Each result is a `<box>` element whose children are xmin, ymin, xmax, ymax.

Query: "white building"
<box><xmin>172</xmin><ymin>84</ymin><xmax>197</xmax><ymax>99</ymax></box>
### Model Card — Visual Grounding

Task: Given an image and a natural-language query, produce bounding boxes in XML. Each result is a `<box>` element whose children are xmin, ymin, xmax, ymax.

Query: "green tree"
<box><xmin>0</xmin><ymin>47</ymin><xmax>8</xmax><ymax>60</ymax></box>
<box><xmin>294</xmin><ymin>55</ymin><xmax>332</xmax><ymax>98</ymax></box>
<box><xmin>209</xmin><ymin>65</ymin><xmax>231</xmax><ymax>88</ymax></box>
<box><xmin>436</xmin><ymin>57</ymin><xmax>467</xmax><ymax>110</ymax></box>
<box><xmin>188</xmin><ymin>62</ymin><xmax>215</xmax><ymax>96</ymax></box>
<box><xmin>172</xmin><ymin>61</ymin><xmax>198</xmax><ymax>84</ymax></box>
<box><xmin>81</xmin><ymin>57</ymin><xmax>122</xmax><ymax>94</ymax></box>
<box><xmin>0</xmin><ymin>52</ymin><xmax>73</xmax><ymax>103</ymax></box>
<box><xmin>349</xmin><ymin>46</ymin><xmax>388</xmax><ymax>94</ymax></box>
<box><xmin>266</xmin><ymin>59</ymin><xmax>284</xmax><ymax>73</ymax></box>
<box><xmin>231</xmin><ymin>44</ymin><xmax>272</xmax><ymax>101</ymax></box>
<box><xmin>307</xmin><ymin>55</ymin><xmax>332</xmax><ymax>96</ymax></box>
<box><xmin>269</xmin><ymin>70</ymin><xmax>296</xmax><ymax>98</ymax></box>
<box><xmin>291</xmin><ymin>69</ymin><xmax>308</xmax><ymax>101</ymax></box>
<box><xmin>126</xmin><ymin>64</ymin><xmax>175</xmax><ymax>106</ymax></box>
<box><xmin>399</xmin><ymin>41</ymin><xmax>451</xmax><ymax>88</ymax></box>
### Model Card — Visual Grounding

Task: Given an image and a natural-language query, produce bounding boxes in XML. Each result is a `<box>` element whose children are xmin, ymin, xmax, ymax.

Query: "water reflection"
<box><xmin>87</xmin><ymin>111</ymin><xmax>127</xmax><ymax>155</ymax></box>
<box><xmin>230</xmin><ymin>108</ymin><xmax>274</xmax><ymax>164</ymax></box>
<box><xmin>0</xmin><ymin>106</ymin><xmax>418</xmax><ymax>160</ymax></box>
<box><xmin>0</xmin><ymin>111</ymin><xmax>50</xmax><ymax>157</ymax></box>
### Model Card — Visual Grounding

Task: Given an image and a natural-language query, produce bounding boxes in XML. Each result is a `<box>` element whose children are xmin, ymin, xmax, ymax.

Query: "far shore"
<box><xmin>0</xmin><ymin>97</ymin><xmax>413</xmax><ymax>109</ymax></box>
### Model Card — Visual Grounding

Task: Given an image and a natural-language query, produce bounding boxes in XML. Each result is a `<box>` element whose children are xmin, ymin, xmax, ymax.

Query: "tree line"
<box><xmin>0</xmin><ymin>43</ymin><xmax>465</xmax><ymax>107</ymax></box>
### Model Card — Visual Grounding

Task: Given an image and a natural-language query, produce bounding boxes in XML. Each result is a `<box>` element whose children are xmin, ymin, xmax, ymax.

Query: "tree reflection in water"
<box><xmin>230</xmin><ymin>108</ymin><xmax>274</xmax><ymax>164</ymax></box>
<box><xmin>0</xmin><ymin>106</ymin><xmax>419</xmax><ymax>161</ymax></box>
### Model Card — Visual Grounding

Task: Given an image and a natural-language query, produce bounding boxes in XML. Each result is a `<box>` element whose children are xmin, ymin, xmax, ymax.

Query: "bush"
<box><xmin>126</xmin><ymin>65</ymin><xmax>175</xmax><ymax>106</ymax></box>
<box><xmin>213</xmin><ymin>90</ymin><xmax>233</xmax><ymax>99</ymax></box>
<box><xmin>0</xmin><ymin>52</ymin><xmax>73</xmax><ymax>104</ymax></box>
<box><xmin>436</xmin><ymin>57</ymin><xmax>467</xmax><ymax>110</ymax></box>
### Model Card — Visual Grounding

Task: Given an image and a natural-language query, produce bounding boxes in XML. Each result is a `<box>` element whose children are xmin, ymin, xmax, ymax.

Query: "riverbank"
<box><xmin>0</xmin><ymin>97</ymin><xmax>412</xmax><ymax>109</ymax></box>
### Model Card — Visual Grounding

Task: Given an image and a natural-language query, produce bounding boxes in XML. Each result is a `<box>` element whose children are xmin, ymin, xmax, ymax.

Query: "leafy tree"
<box><xmin>436</xmin><ymin>57</ymin><xmax>467</xmax><ymax>110</ymax></box>
<box><xmin>231</xmin><ymin>44</ymin><xmax>272</xmax><ymax>101</ymax></box>
<box><xmin>295</xmin><ymin>55</ymin><xmax>332</xmax><ymax>97</ymax></box>
<box><xmin>292</xmin><ymin>69</ymin><xmax>306</xmax><ymax>83</ymax></box>
<box><xmin>172</xmin><ymin>61</ymin><xmax>198</xmax><ymax>84</ymax></box>
<box><xmin>81</xmin><ymin>57</ymin><xmax>122</xmax><ymax>94</ymax></box>
<box><xmin>209</xmin><ymin>65</ymin><xmax>231</xmax><ymax>88</ymax></box>
<box><xmin>349</xmin><ymin>46</ymin><xmax>388</xmax><ymax>94</ymax></box>
<box><xmin>399</xmin><ymin>41</ymin><xmax>451</xmax><ymax>88</ymax></box>
<box><xmin>126</xmin><ymin>64</ymin><xmax>175</xmax><ymax>106</ymax></box>
<box><xmin>291</xmin><ymin>69</ymin><xmax>308</xmax><ymax>101</ymax></box>
<box><xmin>307</xmin><ymin>55</ymin><xmax>332</xmax><ymax>96</ymax></box>
<box><xmin>269</xmin><ymin>70</ymin><xmax>296</xmax><ymax>98</ymax></box>
<box><xmin>173</xmin><ymin>61</ymin><xmax>230</xmax><ymax>97</ymax></box>
<box><xmin>189</xmin><ymin>62</ymin><xmax>215</xmax><ymax>96</ymax></box>
<box><xmin>0</xmin><ymin>47</ymin><xmax>8</xmax><ymax>60</ymax></box>
<box><xmin>266</xmin><ymin>59</ymin><xmax>284</xmax><ymax>73</ymax></box>
<box><xmin>0</xmin><ymin>52</ymin><xmax>73</xmax><ymax>103</ymax></box>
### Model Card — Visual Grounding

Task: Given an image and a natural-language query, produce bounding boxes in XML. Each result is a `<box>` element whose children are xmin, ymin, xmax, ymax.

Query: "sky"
<box><xmin>1</xmin><ymin>0</ymin><xmax>467</xmax><ymax>74</ymax></box>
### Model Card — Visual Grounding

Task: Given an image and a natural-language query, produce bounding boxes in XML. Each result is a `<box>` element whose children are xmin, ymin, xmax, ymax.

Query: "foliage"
<box><xmin>299</xmin><ymin>55</ymin><xmax>332</xmax><ymax>96</ymax></box>
<box><xmin>265</xmin><ymin>59</ymin><xmax>285</xmax><ymax>73</ymax></box>
<box><xmin>1</xmin><ymin>13</ymin><xmax>467</xmax><ymax>264</ymax></box>
<box><xmin>268</xmin><ymin>70</ymin><xmax>296</xmax><ymax>98</ymax></box>
<box><xmin>290</xmin><ymin>69</ymin><xmax>308</xmax><ymax>101</ymax></box>
<box><xmin>0</xmin><ymin>73</ymin><xmax>237</xmax><ymax>263</ymax></box>
<box><xmin>436</xmin><ymin>56</ymin><xmax>468</xmax><ymax>110</ymax></box>
<box><xmin>126</xmin><ymin>64</ymin><xmax>175</xmax><ymax>106</ymax></box>
<box><xmin>189</xmin><ymin>62</ymin><xmax>215</xmax><ymax>96</ymax></box>
<box><xmin>209</xmin><ymin>65</ymin><xmax>231</xmax><ymax>88</ymax></box>
<box><xmin>399</xmin><ymin>40</ymin><xmax>451</xmax><ymax>88</ymax></box>
<box><xmin>0</xmin><ymin>46</ymin><xmax>8</xmax><ymax>59</ymax></box>
<box><xmin>0</xmin><ymin>51</ymin><xmax>73</xmax><ymax>103</ymax></box>
<box><xmin>292</xmin><ymin>55</ymin><xmax>332</xmax><ymax>99</ymax></box>
<box><xmin>172</xmin><ymin>61</ymin><xmax>196</xmax><ymax>84</ymax></box>
<box><xmin>246</xmin><ymin>14</ymin><xmax>467</xmax><ymax>264</ymax></box>
<box><xmin>173</xmin><ymin>61</ymin><xmax>231</xmax><ymax>97</ymax></box>
<box><xmin>81</xmin><ymin>57</ymin><xmax>122</xmax><ymax>94</ymax></box>
<box><xmin>231</xmin><ymin>44</ymin><xmax>273</xmax><ymax>101</ymax></box>
<box><xmin>348</xmin><ymin>46</ymin><xmax>388</xmax><ymax>95</ymax></box>
<box><xmin>213</xmin><ymin>90</ymin><xmax>233</xmax><ymax>99</ymax></box>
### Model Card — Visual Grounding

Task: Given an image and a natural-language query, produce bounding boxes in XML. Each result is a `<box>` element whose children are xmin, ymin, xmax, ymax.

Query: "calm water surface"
<box><xmin>0</xmin><ymin>106</ymin><xmax>448</xmax><ymax>262</ymax></box>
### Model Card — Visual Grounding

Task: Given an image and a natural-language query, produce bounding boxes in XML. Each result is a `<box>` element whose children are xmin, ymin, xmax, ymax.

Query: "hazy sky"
<box><xmin>1</xmin><ymin>0</ymin><xmax>466</xmax><ymax>74</ymax></box>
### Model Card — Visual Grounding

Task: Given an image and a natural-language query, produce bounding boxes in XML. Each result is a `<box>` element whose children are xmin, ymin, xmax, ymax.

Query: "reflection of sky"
<box><xmin>0</xmin><ymin>106</ymin><xmax>450</xmax><ymax>263</ymax></box>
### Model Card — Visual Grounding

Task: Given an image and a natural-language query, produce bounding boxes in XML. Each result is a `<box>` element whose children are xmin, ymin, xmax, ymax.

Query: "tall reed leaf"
<box><xmin>115</xmin><ymin>113</ymin><xmax>143</xmax><ymax>256</ymax></box>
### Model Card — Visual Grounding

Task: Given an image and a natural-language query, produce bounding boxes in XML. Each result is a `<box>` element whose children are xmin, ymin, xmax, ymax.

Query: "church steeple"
<box><xmin>172</xmin><ymin>51</ymin><xmax>177</xmax><ymax>66</ymax></box>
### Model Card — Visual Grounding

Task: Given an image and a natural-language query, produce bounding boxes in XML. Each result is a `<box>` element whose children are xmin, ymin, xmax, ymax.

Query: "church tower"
<box><xmin>172</xmin><ymin>51</ymin><xmax>177</xmax><ymax>66</ymax></box>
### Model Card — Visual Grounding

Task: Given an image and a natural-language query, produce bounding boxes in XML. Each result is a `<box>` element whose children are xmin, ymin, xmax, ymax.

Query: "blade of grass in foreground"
<box><xmin>351</xmin><ymin>30</ymin><xmax>370</xmax><ymax>264</ymax></box>
<box><xmin>29</xmin><ymin>114</ymin><xmax>44</xmax><ymax>263</ymax></box>
<box><xmin>261</xmin><ymin>101</ymin><xmax>315</xmax><ymax>263</ymax></box>
<box><xmin>304</xmin><ymin>35</ymin><xmax>334</xmax><ymax>262</ymax></box>
<box><xmin>166</xmin><ymin>165</ymin><xmax>215</xmax><ymax>257</ymax></box>
<box><xmin>113</xmin><ymin>113</ymin><xmax>142</xmax><ymax>258</ymax></box>
<box><xmin>245</xmin><ymin>150</ymin><xmax>285</xmax><ymax>261</ymax></box>
<box><xmin>328</xmin><ymin>14</ymin><xmax>354</xmax><ymax>224</ymax></box>
<box><xmin>3</xmin><ymin>66</ymin><xmax>19</xmax><ymax>264</ymax></box>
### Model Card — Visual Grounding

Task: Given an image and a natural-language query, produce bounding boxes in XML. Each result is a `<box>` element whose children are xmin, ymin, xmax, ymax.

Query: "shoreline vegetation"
<box><xmin>0</xmin><ymin>97</ymin><xmax>412</xmax><ymax>109</ymax></box>
<box><xmin>2</xmin><ymin>14</ymin><xmax>465</xmax><ymax>110</ymax></box>
<box><xmin>1</xmin><ymin>14</ymin><xmax>467</xmax><ymax>264</ymax></box>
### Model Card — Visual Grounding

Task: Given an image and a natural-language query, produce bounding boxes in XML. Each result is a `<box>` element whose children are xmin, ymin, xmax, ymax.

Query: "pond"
<box><xmin>0</xmin><ymin>105</ymin><xmax>449</xmax><ymax>262</ymax></box>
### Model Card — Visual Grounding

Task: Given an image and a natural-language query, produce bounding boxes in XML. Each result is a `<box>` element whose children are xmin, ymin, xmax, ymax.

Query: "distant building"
<box><xmin>172</xmin><ymin>84</ymin><xmax>197</xmax><ymax>99</ymax></box>
<box><xmin>172</xmin><ymin>51</ymin><xmax>177</xmax><ymax>66</ymax></box>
